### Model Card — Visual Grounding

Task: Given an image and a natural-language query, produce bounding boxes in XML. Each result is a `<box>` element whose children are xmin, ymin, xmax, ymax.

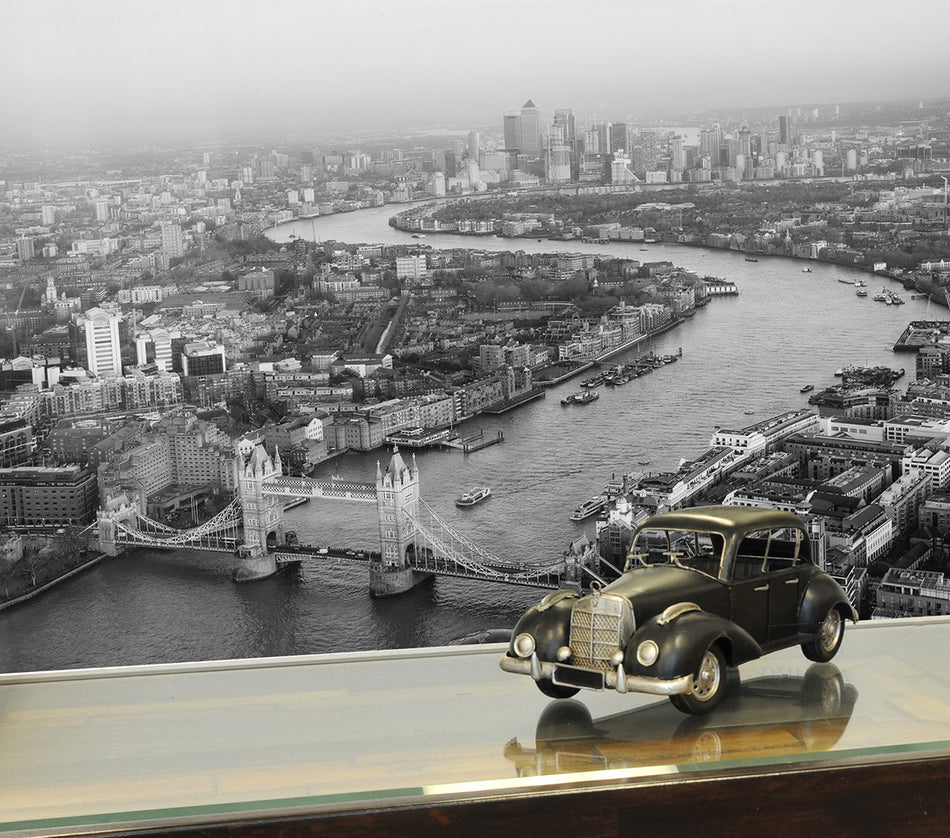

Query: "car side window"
<box><xmin>763</xmin><ymin>528</ymin><xmax>802</xmax><ymax>573</ymax></box>
<box><xmin>733</xmin><ymin>531</ymin><xmax>770</xmax><ymax>580</ymax></box>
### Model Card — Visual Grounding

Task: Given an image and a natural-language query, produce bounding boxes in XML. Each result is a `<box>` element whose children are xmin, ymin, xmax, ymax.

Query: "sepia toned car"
<box><xmin>500</xmin><ymin>505</ymin><xmax>858</xmax><ymax>714</ymax></box>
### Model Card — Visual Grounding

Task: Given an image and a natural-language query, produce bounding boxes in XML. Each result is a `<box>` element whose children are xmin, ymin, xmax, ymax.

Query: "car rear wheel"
<box><xmin>536</xmin><ymin>678</ymin><xmax>580</xmax><ymax>699</ymax></box>
<box><xmin>802</xmin><ymin>607</ymin><xmax>844</xmax><ymax>662</ymax></box>
<box><xmin>670</xmin><ymin>644</ymin><xmax>727</xmax><ymax>715</ymax></box>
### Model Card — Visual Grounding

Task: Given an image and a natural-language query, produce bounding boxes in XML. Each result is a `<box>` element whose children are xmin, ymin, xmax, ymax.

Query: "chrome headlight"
<box><xmin>513</xmin><ymin>632</ymin><xmax>536</xmax><ymax>659</ymax></box>
<box><xmin>636</xmin><ymin>640</ymin><xmax>659</xmax><ymax>667</ymax></box>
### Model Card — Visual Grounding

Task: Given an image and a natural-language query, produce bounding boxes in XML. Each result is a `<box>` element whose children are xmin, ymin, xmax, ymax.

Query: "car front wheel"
<box><xmin>670</xmin><ymin>644</ymin><xmax>727</xmax><ymax>715</ymax></box>
<box><xmin>802</xmin><ymin>607</ymin><xmax>844</xmax><ymax>662</ymax></box>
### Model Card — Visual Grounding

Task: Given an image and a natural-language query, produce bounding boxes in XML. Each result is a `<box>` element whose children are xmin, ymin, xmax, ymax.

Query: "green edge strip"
<box><xmin>6</xmin><ymin>740</ymin><xmax>950</xmax><ymax>834</ymax></box>
<box><xmin>0</xmin><ymin>787</ymin><xmax>424</xmax><ymax>833</ymax></box>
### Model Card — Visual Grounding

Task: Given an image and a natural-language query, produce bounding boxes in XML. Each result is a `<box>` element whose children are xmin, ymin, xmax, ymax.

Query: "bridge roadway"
<box><xmin>271</xmin><ymin>544</ymin><xmax>567</xmax><ymax>588</ymax></box>
<box><xmin>5</xmin><ymin>617</ymin><xmax>950</xmax><ymax>835</ymax></box>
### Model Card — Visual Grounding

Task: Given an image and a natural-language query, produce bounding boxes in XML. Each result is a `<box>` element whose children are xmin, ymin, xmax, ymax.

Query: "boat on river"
<box><xmin>563</xmin><ymin>388</ymin><xmax>599</xmax><ymax>405</ymax></box>
<box><xmin>455</xmin><ymin>486</ymin><xmax>491</xmax><ymax>507</ymax></box>
<box><xmin>574</xmin><ymin>389</ymin><xmax>599</xmax><ymax>404</ymax></box>
<box><xmin>800</xmin><ymin>384</ymin><xmax>815</xmax><ymax>393</ymax></box>
<box><xmin>570</xmin><ymin>495</ymin><xmax>608</xmax><ymax>521</ymax></box>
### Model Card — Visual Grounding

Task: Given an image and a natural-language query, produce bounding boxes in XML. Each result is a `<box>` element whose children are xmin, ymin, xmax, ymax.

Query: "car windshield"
<box><xmin>628</xmin><ymin>528</ymin><xmax>724</xmax><ymax>578</ymax></box>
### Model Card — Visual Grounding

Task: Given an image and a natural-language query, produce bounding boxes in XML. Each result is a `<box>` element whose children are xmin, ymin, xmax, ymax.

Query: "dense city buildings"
<box><xmin>0</xmin><ymin>93</ymin><xmax>949</xmax><ymax>623</ymax></box>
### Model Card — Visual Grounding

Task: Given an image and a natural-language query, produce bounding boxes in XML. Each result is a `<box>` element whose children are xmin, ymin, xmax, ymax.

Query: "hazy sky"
<box><xmin>4</xmin><ymin>0</ymin><xmax>949</xmax><ymax>144</ymax></box>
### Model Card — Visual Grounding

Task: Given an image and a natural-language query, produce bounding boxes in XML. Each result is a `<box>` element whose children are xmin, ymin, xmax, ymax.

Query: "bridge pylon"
<box><xmin>96</xmin><ymin>492</ymin><xmax>144</xmax><ymax>556</ymax></box>
<box><xmin>372</xmin><ymin>447</ymin><xmax>431</xmax><ymax>597</ymax></box>
<box><xmin>234</xmin><ymin>444</ymin><xmax>286</xmax><ymax>581</ymax></box>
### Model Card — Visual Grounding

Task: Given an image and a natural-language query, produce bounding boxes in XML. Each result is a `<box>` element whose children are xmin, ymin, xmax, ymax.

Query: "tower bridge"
<box><xmin>95</xmin><ymin>444</ymin><xmax>599</xmax><ymax>597</ymax></box>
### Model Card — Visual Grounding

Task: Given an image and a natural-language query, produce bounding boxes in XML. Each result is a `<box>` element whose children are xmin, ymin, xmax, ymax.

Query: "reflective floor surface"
<box><xmin>3</xmin><ymin>617</ymin><xmax>950</xmax><ymax>834</ymax></box>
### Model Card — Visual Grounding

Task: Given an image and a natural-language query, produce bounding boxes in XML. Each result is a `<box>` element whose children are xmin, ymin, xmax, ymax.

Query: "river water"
<box><xmin>0</xmin><ymin>208</ymin><xmax>930</xmax><ymax>673</ymax></box>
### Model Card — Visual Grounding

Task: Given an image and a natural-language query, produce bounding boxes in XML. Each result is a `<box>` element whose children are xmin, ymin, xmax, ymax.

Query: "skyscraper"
<box><xmin>503</xmin><ymin>113</ymin><xmax>522</xmax><ymax>152</ymax></box>
<box><xmin>519</xmin><ymin>99</ymin><xmax>542</xmax><ymax>160</ymax></box>
<box><xmin>778</xmin><ymin>114</ymin><xmax>790</xmax><ymax>145</ymax></box>
<box><xmin>553</xmin><ymin>108</ymin><xmax>577</xmax><ymax>180</ymax></box>
<box><xmin>467</xmin><ymin>130</ymin><xmax>480</xmax><ymax>159</ymax></box>
<box><xmin>545</xmin><ymin>144</ymin><xmax>572</xmax><ymax>183</ymax></box>
<box><xmin>596</xmin><ymin>122</ymin><xmax>612</xmax><ymax>157</ymax></box>
<box><xmin>160</xmin><ymin>221</ymin><xmax>184</xmax><ymax>258</ymax></box>
<box><xmin>670</xmin><ymin>136</ymin><xmax>685</xmax><ymax>172</ymax></box>
<box><xmin>81</xmin><ymin>308</ymin><xmax>122</xmax><ymax>378</ymax></box>
<box><xmin>738</xmin><ymin>126</ymin><xmax>752</xmax><ymax>160</ymax></box>
<box><xmin>609</xmin><ymin>122</ymin><xmax>630</xmax><ymax>156</ymax></box>
<box><xmin>700</xmin><ymin>126</ymin><xmax>721</xmax><ymax>166</ymax></box>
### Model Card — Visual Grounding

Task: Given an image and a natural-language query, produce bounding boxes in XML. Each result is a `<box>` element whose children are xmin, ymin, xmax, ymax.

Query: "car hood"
<box><xmin>603</xmin><ymin>564</ymin><xmax>724</xmax><ymax>623</ymax></box>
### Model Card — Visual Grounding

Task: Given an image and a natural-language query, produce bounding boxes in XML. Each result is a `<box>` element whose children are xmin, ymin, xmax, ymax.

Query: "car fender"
<box><xmin>799</xmin><ymin>575</ymin><xmax>858</xmax><ymax>635</ymax></box>
<box><xmin>624</xmin><ymin>609</ymin><xmax>762</xmax><ymax>682</ymax></box>
<box><xmin>505</xmin><ymin>592</ymin><xmax>576</xmax><ymax>662</ymax></box>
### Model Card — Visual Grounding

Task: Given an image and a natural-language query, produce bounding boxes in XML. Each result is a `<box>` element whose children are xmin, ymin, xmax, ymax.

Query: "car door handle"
<box><xmin>753</xmin><ymin>585</ymin><xmax>768</xmax><ymax>592</ymax></box>
<box><xmin>785</xmin><ymin>578</ymin><xmax>798</xmax><ymax>585</ymax></box>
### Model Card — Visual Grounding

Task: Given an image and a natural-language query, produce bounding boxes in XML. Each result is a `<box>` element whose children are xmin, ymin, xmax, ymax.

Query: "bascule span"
<box><xmin>95</xmin><ymin>444</ymin><xmax>601</xmax><ymax>597</ymax></box>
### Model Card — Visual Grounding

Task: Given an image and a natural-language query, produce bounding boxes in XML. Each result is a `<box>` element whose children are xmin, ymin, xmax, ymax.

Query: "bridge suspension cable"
<box><xmin>113</xmin><ymin>498</ymin><xmax>243</xmax><ymax>551</ymax></box>
<box><xmin>404</xmin><ymin>500</ymin><xmax>567</xmax><ymax>588</ymax></box>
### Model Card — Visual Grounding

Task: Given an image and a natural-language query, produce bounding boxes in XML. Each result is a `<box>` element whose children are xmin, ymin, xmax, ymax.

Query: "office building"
<box><xmin>0</xmin><ymin>465</ymin><xmax>99</xmax><ymax>526</ymax></box>
<box><xmin>553</xmin><ymin>108</ymin><xmax>576</xmax><ymax>178</ymax></box>
<box><xmin>81</xmin><ymin>307</ymin><xmax>122</xmax><ymax>378</ymax></box>
<box><xmin>670</xmin><ymin>136</ymin><xmax>685</xmax><ymax>172</ymax></box>
<box><xmin>0</xmin><ymin>417</ymin><xmax>34</xmax><ymax>467</ymax></box>
<box><xmin>17</xmin><ymin>236</ymin><xmax>34</xmax><ymax>261</ymax></box>
<box><xmin>238</xmin><ymin>267</ymin><xmax>277</xmax><ymax>298</ymax></box>
<box><xmin>503</xmin><ymin>112</ymin><xmax>522</xmax><ymax>152</ymax></box>
<box><xmin>519</xmin><ymin>99</ymin><xmax>542</xmax><ymax>160</ymax></box>
<box><xmin>160</xmin><ymin>221</ymin><xmax>184</xmax><ymax>258</ymax></box>
<box><xmin>609</xmin><ymin>123</ymin><xmax>630</xmax><ymax>156</ymax></box>
<box><xmin>778</xmin><ymin>114</ymin><xmax>790</xmax><ymax>145</ymax></box>
<box><xmin>545</xmin><ymin>144</ymin><xmax>572</xmax><ymax>183</ymax></box>
<box><xmin>133</xmin><ymin>329</ymin><xmax>174</xmax><ymax>372</ymax></box>
<box><xmin>395</xmin><ymin>254</ymin><xmax>427</xmax><ymax>282</ymax></box>
<box><xmin>181</xmin><ymin>341</ymin><xmax>227</xmax><ymax>377</ymax></box>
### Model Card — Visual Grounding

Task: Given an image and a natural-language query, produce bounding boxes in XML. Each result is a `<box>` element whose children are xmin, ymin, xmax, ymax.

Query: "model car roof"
<box><xmin>637</xmin><ymin>505</ymin><xmax>807</xmax><ymax>536</ymax></box>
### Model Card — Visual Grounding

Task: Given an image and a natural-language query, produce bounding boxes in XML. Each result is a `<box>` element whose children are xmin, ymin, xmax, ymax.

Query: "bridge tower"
<box><xmin>372</xmin><ymin>447</ymin><xmax>431</xmax><ymax>597</ymax></box>
<box><xmin>234</xmin><ymin>444</ymin><xmax>286</xmax><ymax>581</ymax></box>
<box><xmin>96</xmin><ymin>491</ymin><xmax>143</xmax><ymax>557</ymax></box>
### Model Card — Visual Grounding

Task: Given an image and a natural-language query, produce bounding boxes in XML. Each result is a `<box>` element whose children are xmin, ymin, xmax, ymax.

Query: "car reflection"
<box><xmin>504</xmin><ymin>663</ymin><xmax>857</xmax><ymax>776</ymax></box>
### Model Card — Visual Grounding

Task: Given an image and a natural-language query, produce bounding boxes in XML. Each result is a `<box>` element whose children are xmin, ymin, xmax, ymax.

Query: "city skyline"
<box><xmin>4</xmin><ymin>0</ymin><xmax>950</xmax><ymax>146</ymax></box>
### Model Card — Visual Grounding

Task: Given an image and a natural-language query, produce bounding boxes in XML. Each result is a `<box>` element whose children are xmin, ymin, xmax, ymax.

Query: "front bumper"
<box><xmin>499</xmin><ymin>653</ymin><xmax>693</xmax><ymax>697</ymax></box>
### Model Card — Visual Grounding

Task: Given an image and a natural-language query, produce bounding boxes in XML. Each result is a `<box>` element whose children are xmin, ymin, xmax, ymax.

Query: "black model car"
<box><xmin>500</xmin><ymin>505</ymin><xmax>858</xmax><ymax>714</ymax></box>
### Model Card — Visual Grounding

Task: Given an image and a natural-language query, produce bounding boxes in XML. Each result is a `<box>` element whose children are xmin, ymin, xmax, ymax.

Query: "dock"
<box><xmin>442</xmin><ymin>429</ymin><xmax>504</xmax><ymax>453</ymax></box>
<box><xmin>384</xmin><ymin>428</ymin><xmax>451</xmax><ymax>448</ymax></box>
<box><xmin>482</xmin><ymin>387</ymin><xmax>546</xmax><ymax>414</ymax></box>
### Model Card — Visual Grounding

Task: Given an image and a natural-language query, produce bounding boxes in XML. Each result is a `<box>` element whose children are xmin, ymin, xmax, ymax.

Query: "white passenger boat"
<box><xmin>455</xmin><ymin>486</ymin><xmax>492</xmax><ymax>507</ymax></box>
<box><xmin>570</xmin><ymin>495</ymin><xmax>607</xmax><ymax>521</ymax></box>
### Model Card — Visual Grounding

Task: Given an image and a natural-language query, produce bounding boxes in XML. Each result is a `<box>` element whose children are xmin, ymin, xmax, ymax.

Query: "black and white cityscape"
<box><xmin>2</xmin><ymin>0</ymin><xmax>950</xmax><ymax>672</ymax></box>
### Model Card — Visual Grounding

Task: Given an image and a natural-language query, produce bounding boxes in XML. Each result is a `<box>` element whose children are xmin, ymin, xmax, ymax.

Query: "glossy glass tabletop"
<box><xmin>3</xmin><ymin>617</ymin><xmax>950</xmax><ymax>834</ymax></box>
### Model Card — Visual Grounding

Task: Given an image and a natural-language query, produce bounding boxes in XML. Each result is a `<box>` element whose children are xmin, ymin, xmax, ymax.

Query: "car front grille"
<box><xmin>569</xmin><ymin>594</ymin><xmax>631</xmax><ymax>672</ymax></box>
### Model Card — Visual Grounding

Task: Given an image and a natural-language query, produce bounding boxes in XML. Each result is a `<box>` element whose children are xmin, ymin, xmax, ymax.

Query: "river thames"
<box><xmin>0</xmin><ymin>207</ymin><xmax>932</xmax><ymax>673</ymax></box>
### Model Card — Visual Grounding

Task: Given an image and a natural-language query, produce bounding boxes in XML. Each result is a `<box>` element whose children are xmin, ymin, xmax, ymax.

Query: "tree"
<box><xmin>519</xmin><ymin>278</ymin><xmax>554</xmax><ymax>301</ymax></box>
